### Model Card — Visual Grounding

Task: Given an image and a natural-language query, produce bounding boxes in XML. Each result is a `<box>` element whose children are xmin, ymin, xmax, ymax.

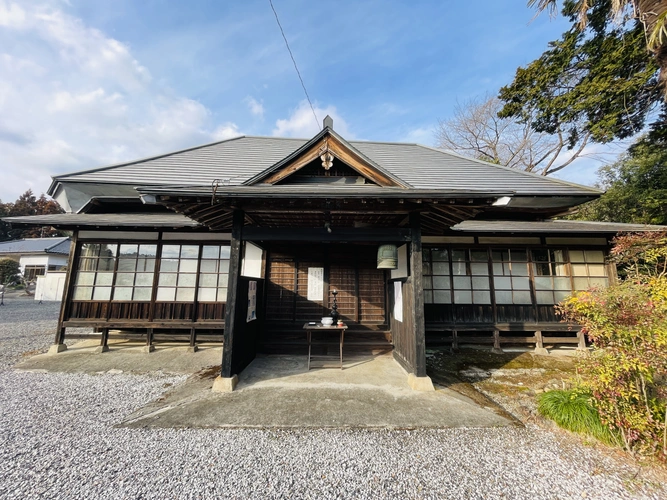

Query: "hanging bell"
<box><xmin>377</xmin><ymin>244</ymin><xmax>398</xmax><ymax>269</ymax></box>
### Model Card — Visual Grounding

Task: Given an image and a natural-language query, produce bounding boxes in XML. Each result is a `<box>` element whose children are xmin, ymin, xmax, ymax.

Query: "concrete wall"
<box><xmin>35</xmin><ymin>272</ymin><xmax>67</xmax><ymax>301</ymax></box>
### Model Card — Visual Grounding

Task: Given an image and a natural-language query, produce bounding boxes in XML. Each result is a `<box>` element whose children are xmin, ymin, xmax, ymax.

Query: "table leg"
<box><xmin>340</xmin><ymin>329</ymin><xmax>344</xmax><ymax>369</ymax></box>
<box><xmin>307</xmin><ymin>330</ymin><xmax>311</xmax><ymax>370</ymax></box>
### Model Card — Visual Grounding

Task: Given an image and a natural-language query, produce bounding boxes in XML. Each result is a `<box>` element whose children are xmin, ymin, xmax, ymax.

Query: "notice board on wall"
<box><xmin>307</xmin><ymin>267</ymin><xmax>324</xmax><ymax>301</ymax></box>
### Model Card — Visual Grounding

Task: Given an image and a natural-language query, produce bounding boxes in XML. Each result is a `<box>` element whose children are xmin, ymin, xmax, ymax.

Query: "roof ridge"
<box><xmin>415</xmin><ymin>144</ymin><xmax>603</xmax><ymax>195</ymax></box>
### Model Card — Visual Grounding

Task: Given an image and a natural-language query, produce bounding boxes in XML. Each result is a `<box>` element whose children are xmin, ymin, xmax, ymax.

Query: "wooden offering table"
<box><xmin>303</xmin><ymin>322</ymin><xmax>347</xmax><ymax>369</ymax></box>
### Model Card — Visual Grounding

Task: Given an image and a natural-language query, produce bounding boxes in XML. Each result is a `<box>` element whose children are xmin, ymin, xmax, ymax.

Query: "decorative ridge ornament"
<box><xmin>319</xmin><ymin>139</ymin><xmax>334</xmax><ymax>170</ymax></box>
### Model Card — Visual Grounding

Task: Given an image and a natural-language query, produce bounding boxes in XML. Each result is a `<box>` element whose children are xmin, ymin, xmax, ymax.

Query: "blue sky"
<box><xmin>0</xmin><ymin>0</ymin><xmax>610</xmax><ymax>203</ymax></box>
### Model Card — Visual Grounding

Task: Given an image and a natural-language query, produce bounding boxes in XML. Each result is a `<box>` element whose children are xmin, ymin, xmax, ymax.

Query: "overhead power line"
<box><xmin>268</xmin><ymin>0</ymin><xmax>321</xmax><ymax>131</ymax></box>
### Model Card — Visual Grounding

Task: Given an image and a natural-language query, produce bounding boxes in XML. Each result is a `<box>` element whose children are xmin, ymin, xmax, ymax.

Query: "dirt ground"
<box><xmin>426</xmin><ymin>346</ymin><xmax>667</xmax><ymax>485</ymax></box>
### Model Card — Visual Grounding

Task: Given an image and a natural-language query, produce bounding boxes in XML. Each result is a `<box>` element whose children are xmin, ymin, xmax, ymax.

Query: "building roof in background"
<box><xmin>49</xmin><ymin>136</ymin><xmax>602</xmax><ymax>197</ymax></box>
<box><xmin>0</xmin><ymin>237</ymin><xmax>71</xmax><ymax>255</ymax></box>
<box><xmin>452</xmin><ymin>220</ymin><xmax>667</xmax><ymax>234</ymax></box>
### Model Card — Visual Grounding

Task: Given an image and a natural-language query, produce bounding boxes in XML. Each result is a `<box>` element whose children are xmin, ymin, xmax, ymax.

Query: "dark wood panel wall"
<box><xmin>229</xmin><ymin>277</ymin><xmax>264</xmax><ymax>375</ymax></box>
<box><xmin>391</xmin><ymin>213</ymin><xmax>427</xmax><ymax>377</ymax></box>
<box><xmin>264</xmin><ymin>244</ymin><xmax>387</xmax><ymax>327</ymax></box>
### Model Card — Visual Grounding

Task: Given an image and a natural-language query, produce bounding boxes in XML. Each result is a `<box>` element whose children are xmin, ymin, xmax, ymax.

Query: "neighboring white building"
<box><xmin>0</xmin><ymin>237</ymin><xmax>71</xmax><ymax>280</ymax></box>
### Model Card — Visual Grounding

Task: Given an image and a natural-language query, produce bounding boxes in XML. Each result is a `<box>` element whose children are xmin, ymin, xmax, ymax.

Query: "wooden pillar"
<box><xmin>95</xmin><ymin>328</ymin><xmax>110</xmax><ymax>353</ymax></box>
<box><xmin>409</xmin><ymin>212</ymin><xmax>427</xmax><ymax>378</ymax></box>
<box><xmin>451</xmin><ymin>329</ymin><xmax>459</xmax><ymax>352</ymax></box>
<box><xmin>534</xmin><ymin>330</ymin><xmax>549</xmax><ymax>355</ymax></box>
<box><xmin>188</xmin><ymin>327</ymin><xmax>198</xmax><ymax>353</ymax></box>
<box><xmin>577</xmin><ymin>329</ymin><xmax>587</xmax><ymax>351</ymax></box>
<box><xmin>221</xmin><ymin>209</ymin><xmax>244</xmax><ymax>379</ymax></box>
<box><xmin>491</xmin><ymin>329</ymin><xmax>503</xmax><ymax>354</ymax></box>
<box><xmin>52</xmin><ymin>232</ymin><xmax>79</xmax><ymax>353</ymax></box>
<box><xmin>144</xmin><ymin>327</ymin><xmax>155</xmax><ymax>353</ymax></box>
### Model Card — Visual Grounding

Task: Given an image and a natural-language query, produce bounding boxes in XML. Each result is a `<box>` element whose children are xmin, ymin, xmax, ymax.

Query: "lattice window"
<box><xmin>569</xmin><ymin>250</ymin><xmax>608</xmax><ymax>290</ymax></box>
<box><xmin>112</xmin><ymin>244</ymin><xmax>157</xmax><ymax>301</ymax></box>
<box><xmin>197</xmin><ymin>245</ymin><xmax>230</xmax><ymax>302</ymax></box>
<box><xmin>422</xmin><ymin>248</ymin><xmax>490</xmax><ymax>305</ymax></box>
<box><xmin>531</xmin><ymin>249</ymin><xmax>571</xmax><ymax>304</ymax></box>
<box><xmin>491</xmin><ymin>249</ymin><xmax>532</xmax><ymax>305</ymax></box>
<box><xmin>73</xmin><ymin>243</ymin><xmax>117</xmax><ymax>300</ymax></box>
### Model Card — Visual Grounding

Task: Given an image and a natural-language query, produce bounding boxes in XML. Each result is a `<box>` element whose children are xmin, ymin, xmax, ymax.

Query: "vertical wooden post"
<box><xmin>577</xmin><ymin>329</ymin><xmax>587</xmax><ymax>351</ymax></box>
<box><xmin>221</xmin><ymin>209</ymin><xmax>244</xmax><ymax>379</ymax></box>
<box><xmin>53</xmin><ymin>232</ymin><xmax>79</xmax><ymax>352</ymax></box>
<box><xmin>144</xmin><ymin>327</ymin><xmax>155</xmax><ymax>353</ymax></box>
<box><xmin>451</xmin><ymin>329</ymin><xmax>459</xmax><ymax>352</ymax></box>
<box><xmin>409</xmin><ymin>212</ymin><xmax>427</xmax><ymax>378</ymax></box>
<box><xmin>189</xmin><ymin>327</ymin><xmax>198</xmax><ymax>352</ymax></box>
<box><xmin>491</xmin><ymin>329</ymin><xmax>503</xmax><ymax>354</ymax></box>
<box><xmin>534</xmin><ymin>330</ymin><xmax>549</xmax><ymax>355</ymax></box>
<box><xmin>95</xmin><ymin>328</ymin><xmax>110</xmax><ymax>353</ymax></box>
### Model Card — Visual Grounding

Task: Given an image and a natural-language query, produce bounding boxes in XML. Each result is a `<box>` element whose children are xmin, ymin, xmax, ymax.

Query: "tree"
<box><xmin>0</xmin><ymin>258</ymin><xmax>20</xmax><ymax>285</ymax></box>
<box><xmin>435</xmin><ymin>95</ymin><xmax>590</xmax><ymax>175</ymax></box>
<box><xmin>530</xmin><ymin>0</ymin><xmax>667</xmax><ymax>97</ymax></box>
<box><xmin>500</xmin><ymin>1</ymin><xmax>661</xmax><ymax>164</ymax></box>
<box><xmin>571</xmin><ymin>109</ymin><xmax>667</xmax><ymax>225</ymax></box>
<box><xmin>2</xmin><ymin>190</ymin><xmax>64</xmax><ymax>240</ymax></box>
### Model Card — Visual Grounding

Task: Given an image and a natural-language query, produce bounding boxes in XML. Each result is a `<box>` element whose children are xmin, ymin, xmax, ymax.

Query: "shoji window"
<box><xmin>531</xmin><ymin>249</ymin><xmax>571</xmax><ymax>304</ymax></box>
<box><xmin>112</xmin><ymin>244</ymin><xmax>157</xmax><ymax>301</ymax></box>
<box><xmin>569</xmin><ymin>250</ymin><xmax>608</xmax><ymax>290</ymax></box>
<box><xmin>156</xmin><ymin>244</ymin><xmax>200</xmax><ymax>302</ymax></box>
<box><xmin>197</xmin><ymin>245</ymin><xmax>231</xmax><ymax>302</ymax></box>
<box><xmin>72</xmin><ymin>243</ymin><xmax>117</xmax><ymax>300</ymax></box>
<box><xmin>422</xmin><ymin>247</ymin><xmax>451</xmax><ymax>304</ymax></box>
<box><xmin>491</xmin><ymin>249</ymin><xmax>532</xmax><ymax>305</ymax></box>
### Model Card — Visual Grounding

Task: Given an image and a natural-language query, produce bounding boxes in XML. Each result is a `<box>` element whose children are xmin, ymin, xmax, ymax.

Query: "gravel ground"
<box><xmin>1</xmin><ymin>300</ymin><xmax>665</xmax><ymax>499</ymax></box>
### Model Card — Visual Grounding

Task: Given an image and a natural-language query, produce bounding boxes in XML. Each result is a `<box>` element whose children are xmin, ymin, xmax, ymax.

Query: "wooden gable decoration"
<box><xmin>247</xmin><ymin>130</ymin><xmax>409</xmax><ymax>188</ymax></box>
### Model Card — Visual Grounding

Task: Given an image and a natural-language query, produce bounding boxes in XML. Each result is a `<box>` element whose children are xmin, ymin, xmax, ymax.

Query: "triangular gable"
<box><xmin>243</xmin><ymin>127</ymin><xmax>410</xmax><ymax>188</ymax></box>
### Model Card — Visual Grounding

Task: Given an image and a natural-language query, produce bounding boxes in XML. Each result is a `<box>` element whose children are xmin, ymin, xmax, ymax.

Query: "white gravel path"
<box><xmin>0</xmin><ymin>299</ymin><xmax>664</xmax><ymax>499</ymax></box>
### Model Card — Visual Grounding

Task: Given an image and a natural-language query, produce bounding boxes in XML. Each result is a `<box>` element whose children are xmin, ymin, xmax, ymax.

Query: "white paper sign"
<box><xmin>394</xmin><ymin>281</ymin><xmax>403</xmax><ymax>323</ymax></box>
<box><xmin>246</xmin><ymin>280</ymin><xmax>257</xmax><ymax>322</ymax></box>
<box><xmin>307</xmin><ymin>267</ymin><xmax>324</xmax><ymax>301</ymax></box>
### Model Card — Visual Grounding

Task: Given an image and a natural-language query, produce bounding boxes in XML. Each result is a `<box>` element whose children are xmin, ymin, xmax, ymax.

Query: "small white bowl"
<box><xmin>321</xmin><ymin>317</ymin><xmax>333</xmax><ymax>326</ymax></box>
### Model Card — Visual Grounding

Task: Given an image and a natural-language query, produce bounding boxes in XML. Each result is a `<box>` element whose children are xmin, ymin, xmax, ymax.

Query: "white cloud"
<box><xmin>244</xmin><ymin>96</ymin><xmax>264</xmax><ymax>118</ymax></box>
<box><xmin>273</xmin><ymin>100</ymin><xmax>351</xmax><ymax>138</ymax></box>
<box><xmin>212</xmin><ymin>122</ymin><xmax>242</xmax><ymax>141</ymax></box>
<box><xmin>400</xmin><ymin>126</ymin><xmax>434</xmax><ymax>146</ymax></box>
<box><xmin>0</xmin><ymin>1</ymin><xmax>239</xmax><ymax>203</ymax></box>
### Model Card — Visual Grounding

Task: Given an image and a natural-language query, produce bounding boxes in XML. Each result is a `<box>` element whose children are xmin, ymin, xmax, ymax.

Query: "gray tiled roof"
<box><xmin>452</xmin><ymin>220</ymin><xmax>667</xmax><ymax>233</ymax></box>
<box><xmin>49</xmin><ymin>136</ymin><xmax>601</xmax><ymax>197</ymax></box>
<box><xmin>0</xmin><ymin>237</ymin><xmax>71</xmax><ymax>254</ymax></box>
<box><xmin>3</xmin><ymin>213</ymin><xmax>200</xmax><ymax>228</ymax></box>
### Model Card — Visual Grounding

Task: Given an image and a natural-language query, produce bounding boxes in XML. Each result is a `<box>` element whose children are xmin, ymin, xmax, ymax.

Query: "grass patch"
<box><xmin>537</xmin><ymin>389</ymin><xmax>618</xmax><ymax>445</ymax></box>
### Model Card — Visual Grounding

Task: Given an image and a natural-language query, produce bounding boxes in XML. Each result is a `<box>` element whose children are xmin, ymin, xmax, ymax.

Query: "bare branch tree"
<box><xmin>435</xmin><ymin>95</ymin><xmax>591</xmax><ymax>176</ymax></box>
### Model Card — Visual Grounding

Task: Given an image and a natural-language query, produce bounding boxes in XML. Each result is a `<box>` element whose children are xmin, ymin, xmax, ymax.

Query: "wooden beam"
<box><xmin>243</xmin><ymin>227</ymin><xmax>412</xmax><ymax>242</ymax></box>
<box><xmin>221</xmin><ymin>209</ymin><xmax>244</xmax><ymax>378</ymax></box>
<box><xmin>410</xmin><ymin>212</ymin><xmax>427</xmax><ymax>377</ymax></box>
<box><xmin>262</xmin><ymin>147</ymin><xmax>323</xmax><ymax>184</ymax></box>
<box><xmin>55</xmin><ymin>231</ymin><xmax>80</xmax><ymax>346</ymax></box>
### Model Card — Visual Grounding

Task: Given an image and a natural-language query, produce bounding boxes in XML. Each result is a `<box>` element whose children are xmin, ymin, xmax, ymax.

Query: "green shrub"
<box><xmin>537</xmin><ymin>389</ymin><xmax>618</xmax><ymax>445</ymax></box>
<box><xmin>557</xmin><ymin>232</ymin><xmax>667</xmax><ymax>459</ymax></box>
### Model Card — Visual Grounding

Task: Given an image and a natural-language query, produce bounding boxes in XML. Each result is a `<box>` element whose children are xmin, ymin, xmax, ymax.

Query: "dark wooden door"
<box><xmin>265</xmin><ymin>245</ymin><xmax>386</xmax><ymax>325</ymax></box>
